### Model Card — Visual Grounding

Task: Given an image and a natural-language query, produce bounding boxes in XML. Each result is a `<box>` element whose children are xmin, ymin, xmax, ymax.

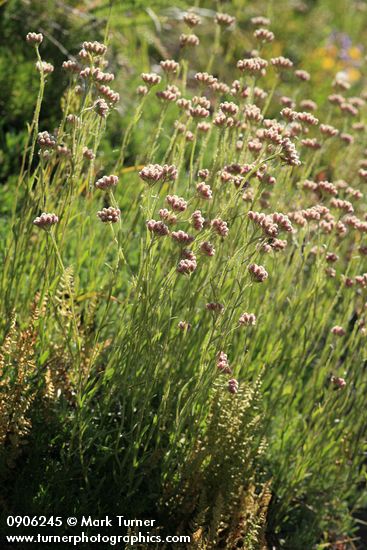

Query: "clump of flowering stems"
<box><xmin>2</xmin><ymin>11</ymin><xmax>367</xmax><ymax>550</ymax></box>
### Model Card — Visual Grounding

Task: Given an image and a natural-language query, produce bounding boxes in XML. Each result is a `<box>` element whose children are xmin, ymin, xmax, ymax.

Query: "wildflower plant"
<box><xmin>1</xmin><ymin>5</ymin><xmax>367</xmax><ymax>549</ymax></box>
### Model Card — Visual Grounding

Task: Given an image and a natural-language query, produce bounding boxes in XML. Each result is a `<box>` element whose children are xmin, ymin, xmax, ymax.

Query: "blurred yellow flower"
<box><xmin>348</xmin><ymin>46</ymin><xmax>362</xmax><ymax>60</ymax></box>
<box><xmin>322</xmin><ymin>56</ymin><xmax>336</xmax><ymax>69</ymax></box>
<box><xmin>345</xmin><ymin>67</ymin><xmax>361</xmax><ymax>82</ymax></box>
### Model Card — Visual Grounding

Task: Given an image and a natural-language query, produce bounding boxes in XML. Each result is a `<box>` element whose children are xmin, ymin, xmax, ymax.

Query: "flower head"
<box><xmin>141</xmin><ymin>73</ymin><xmax>161</xmax><ymax>86</ymax></box>
<box><xmin>26</xmin><ymin>32</ymin><xmax>43</xmax><ymax>46</ymax></box>
<box><xmin>178</xmin><ymin>320</ymin><xmax>192</xmax><ymax>331</ymax></box>
<box><xmin>171</xmin><ymin>230</ymin><xmax>194</xmax><ymax>245</ymax></box>
<box><xmin>237</xmin><ymin>57</ymin><xmax>268</xmax><ymax>75</ymax></box>
<box><xmin>228</xmin><ymin>379</ymin><xmax>239</xmax><ymax>394</ymax></box>
<box><xmin>217</xmin><ymin>351</ymin><xmax>231</xmax><ymax>374</ymax></box>
<box><xmin>160</xmin><ymin>59</ymin><xmax>179</xmax><ymax>73</ymax></box>
<box><xmin>33</xmin><ymin>212</ymin><xmax>59</xmax><ymax>229</ymax></box>
<box><xmin>254</xmin><ymin>28</ymin><xmax>274</xmax><ymax>42</ymax></box>
<box><xmin>146</xmin><ymin>219</ymin><xmax>169</xmax><ymax>236</ymax></box>
<box><xmin>331</xmin><ymin>376</ymin><xmax>346</xmax><ymax>388</ymax></box>
<box><xmin>197</xmin><ymin>182</ymin><xmax>213</xmax><ymax>200</ymax></box>
<box><xmin>184</xmin><ymin>12</ymin><xmax>201</xmax><ymax>27</ymax></box>
<box><xmin>239</xmin><ymin>313</ymin><xmax>257</xmax><ymax>326</ymax></box>
<box><xmin>215</xmin><ymin>12</ymin><xmax>235</xmax><ymax>27</ymax></box>
<box><xmin>97</xmin><ymin>207</ymin><xmax>120</xmax><ymax>223</ymax></box>
<box><xmin>180</xmin><ymin>34</ymin><xmax>200</xmax><ymax>47</ymax></box>
<box><xmin>211</xmin><ymin>218</ymin><xmax>229</xmax><ymax>237</ymax></box>
<box><xmin>139</xmin><ymin>164</ymin><xmax>177</xmax><ymax>184</ymax></box>
<box><xmin>331</xmin><ymin>326</ymin><xmax>346</xmax><ymax>337</ymax></box>
<box><xmin>36</xmin><ymin>61</ymin><xmax>54</xmax><ymax>75</ymax></box>
<box><xmin>271</xmin><ymin>56</ymin><xmax>293</xmax><ymax>69</ymax></box>
<box><xmin>200</xmin><ymin>241</ymin><xmax>215</xmax><ymax>257</ymax></box>
<box><xmin>82</xmin><ymin>41</ymin><xmax>107</xmax><ymax>56</ymax></box>
<box><xmin>94</xmin><ymin>98</ymin><xmax>109</xmax><ymax>118</ymax></box>
<box><xmin>95</xmin><ymin>174</ymin><xmax>119</xmax><ymax>190</ymax></box>
<box><xmin>248</xmin><ymin>263</ymin><xmax>268</xmax><ymax>282</ymax></box>
<box><xmin>191</xmin><ymin>210</ymin><xmax>205</xmax><ymax>231</ymax></box>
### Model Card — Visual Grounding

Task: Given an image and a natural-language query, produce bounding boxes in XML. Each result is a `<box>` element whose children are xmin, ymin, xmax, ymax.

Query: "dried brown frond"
<box><xmin>0</xmin><ymin>294</ymin><xmax>46</xmax><ymax>467</ymax></box>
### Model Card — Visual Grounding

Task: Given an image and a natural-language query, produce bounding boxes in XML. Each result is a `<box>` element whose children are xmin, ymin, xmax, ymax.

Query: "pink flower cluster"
<box><xmin>206</xmin><ymin>302</ymin><xmax>224</xmax><ymax>313</ymax></box>
<box><xmin>237</xmin><ymin>57</ymin><xmax>268</xmax><ymax>75</ymax></box>
<box><xmin>166</xmin><ymin>195</ymin><xmax>187</xmax><ymax>212</ymax></box>
<box><xmin>171</xmin><ymin>230</ymin><xmax>195</xmax><ymax>245</ymax></box>
<box><xmin>95</xmin><ymin>174</ymin><xmax>119</xmax><ymax>190</ymax></box>
<box><xmin>200</xmin><ymin>241</ymin><xmax>215</xmax><ymax>257</ymax></box>
<box><xmin>239</xmin><ymin>313</ymin><xmax>257</xmax><ymax>326</ymax></box>
<box><xmin>178</xmin><ymin>320</ymin><xmax>192</xmax><ymax>331</ymax></box>
<box><xmin>197</xmin><ymin>182</ymin><xmax>213</xmax><ymax>200</ymax></box>
<box><xmin>33</xmin><ymin>212</ymin><xmax>59</xmax><ymax>229</ymax></box>
<box><xmin>38</xmin><ymin>131</ymin><xmax>56</xmax><ymax>149</ymax></box>
<box><xmin>331</xmin><ymin>326</ymin><xmax>346</xmax><ymax>337</ymax></box>
<box><xmin>97</xmin><ymin>207</ymin><xmax>120</xmax><ymax>223</ymax></box>
<box><xmin>82</xmin><ymin>41</ymin><xmax>107</xmax><ymax>56</ymax></box>
<box><xmin>146</xmin><ymin>219</ymin><xmax>170</xmax><ymax>236</ymax></box>
<box><xmin>217</xmin><ymin>351</ymin><xmax>232</xmax><ymax>374</ymax></box>
<box><xmin>212</xmin><ymin>218</ymin><xmax>229</xmax><ymax>237</ymax></box>
<box><xmin>159</xmin><ymin>209</ymin><xmax>177</xmax><ymax>225</ymax></box>
<box><xmin>139</xmin><ymin>164</ymin><xmax>178</xmax><ymax>184</ymax></box>
<box><xmin>191</xmin><ymin>210</ymin><xmax>205</xmax><ymax>230</ymax></box>
<box><xmin>26</xmin><ymin>32</ymin><xmax>43</xmax><ymax>46</ymax></box>
<box><xmin>331</xmin><ymin>376</ymin><xmax>346</xmax><ymax>388</ymax></box>
<box><xmin>248</xmin><ymin>263</ymin><xmax>268</xmax><ymax>282</ymax></box>
<box><xmin>177</xmin><ymin>250</ymin><xmax>197</xmax><ymax>274</ymax></box>
<box><xmin>228</xmin><ymin>379</ymin><xmax>239</xmax><ymax>394</ymax></box>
